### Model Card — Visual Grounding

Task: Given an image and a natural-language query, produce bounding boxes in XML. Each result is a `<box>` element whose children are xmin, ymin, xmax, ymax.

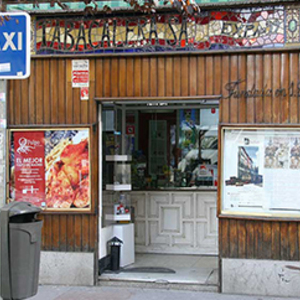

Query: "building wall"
<box><xmin>8</xmin><ymin>51</ymin><xmax>300</xmax><ymax>260</ymax></box>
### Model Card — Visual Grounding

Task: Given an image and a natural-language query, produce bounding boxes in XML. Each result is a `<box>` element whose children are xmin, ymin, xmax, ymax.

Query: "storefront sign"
<box><xmin>72</xmin><ymin>60</ymin><xmax>89</xmax><ymax>88</ymax></box>
<box><xmin>221</xmin><ymin>126</ymin><xmax>300</xmax><ymax>218</ymax></box>
<box><xmin>9</xmin><ymin>128</ymin><xmax>91</xmax><ymax>211</ymax></box>
<box><xmin>34</xmin><ymin>6</ymin><xmax>291</xmax><ymax>54</ymax></box>
<box><xmin>224</xmin><ymin>80</ymin><xmax>300</xmax><ymax>99</ymax></box>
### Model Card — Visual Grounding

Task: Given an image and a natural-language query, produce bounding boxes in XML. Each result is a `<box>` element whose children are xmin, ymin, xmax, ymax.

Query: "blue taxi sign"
<box><xmin>0</xmin><ymin>12</ymin><xmax>30</xmax><ymax>79</ymax></box>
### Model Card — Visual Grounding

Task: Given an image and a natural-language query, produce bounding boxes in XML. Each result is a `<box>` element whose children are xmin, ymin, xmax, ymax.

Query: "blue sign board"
<box><xmin>0</xmin><ymin>12</ymin><xmax>30</xmax><ymax>79</ymax></box>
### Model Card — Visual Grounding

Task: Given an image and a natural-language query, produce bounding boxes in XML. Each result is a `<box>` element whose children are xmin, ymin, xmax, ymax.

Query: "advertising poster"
<box><xmin>222</xmin><ymin>127</ymin><xmax>300</xmax><ymax>217</ymax></box>
<box><xmin>9</xmin><ymin>128</ymin><xmax>91</xmax><ymax>211</ymax></box>
<box><xmin>14</xmin><ymin>131</ymin><xmax>45</xmax><ymax>206</ymax></box>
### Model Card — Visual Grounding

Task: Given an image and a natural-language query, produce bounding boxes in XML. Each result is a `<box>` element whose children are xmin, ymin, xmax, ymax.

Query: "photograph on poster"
<box><xmin>226</xmin><ymin>146</ymin><xmax>263</xmax><ymax>187</ymax></box>
<box><xmin>221</xmin><ymin>127</ymin><xmax>300</xmax><ymax>217</ymax></box>
<box><xmin>8</xmin><ymin>128</ymin><xmax>91</xmax><ymax>211</ymax></box>
<box><xmin>290</xmin><ymin>138</ymin><xmax>300</xmax><ymax>169</ymax></box>
<box><xmin>264</xmin><ymin>137</ymin><xmax>289</xmax><ymax>169</ymax></box>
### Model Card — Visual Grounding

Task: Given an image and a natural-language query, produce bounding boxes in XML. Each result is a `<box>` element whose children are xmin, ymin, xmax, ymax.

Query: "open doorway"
<box><xmin>98</xmin><ymin>100</ymin><xmax>219</xmax><ymax>289</ymax></box>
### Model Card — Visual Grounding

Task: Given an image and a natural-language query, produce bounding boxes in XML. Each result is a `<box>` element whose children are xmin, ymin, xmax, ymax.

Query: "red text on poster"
<box><xmin>14</xmin><ymin>132</ymin><xmax>45</xmax><ymax>206</ymax></box>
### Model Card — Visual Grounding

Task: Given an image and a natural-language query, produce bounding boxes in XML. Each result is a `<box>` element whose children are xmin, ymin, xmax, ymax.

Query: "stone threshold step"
<box><xmin>98</xmin><ymin>278</ymin><xmax>219</xmax><ymax>292</ymax></box>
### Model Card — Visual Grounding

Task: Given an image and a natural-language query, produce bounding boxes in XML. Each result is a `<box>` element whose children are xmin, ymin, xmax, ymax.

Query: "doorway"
<box><xmin>98</xmin><ymin>100</ymin><xmax>219</xmax><ymax>289</ymax></box>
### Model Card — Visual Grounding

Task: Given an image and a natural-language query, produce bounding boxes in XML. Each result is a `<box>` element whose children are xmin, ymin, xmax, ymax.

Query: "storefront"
<box><xmin>98</xmin><ymin>101</ymin><xmax>219</xmax><ymax>288</ymax></box>
<box><xmin>4</xmin><ymin>0</ymin><xmax>300</xmax><ymax>296</ymax></box>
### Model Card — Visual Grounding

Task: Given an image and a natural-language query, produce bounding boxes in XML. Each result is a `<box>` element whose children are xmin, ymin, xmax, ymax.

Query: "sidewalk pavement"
<box><xmin>28</xmin><ymin>285</ymin><xmax>300</xmax><ymax>300</ymax></box>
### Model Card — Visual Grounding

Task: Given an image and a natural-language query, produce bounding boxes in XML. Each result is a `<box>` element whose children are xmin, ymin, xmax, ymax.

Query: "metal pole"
<box><xmin>0</xmin><ymin>79</ymin><xmax>7</xmax><ymax>300</ymax></box>
<box><xmin>0</xmin><ymin>79</ymin><xmax>6</xmax><ymax>208</ymax></box>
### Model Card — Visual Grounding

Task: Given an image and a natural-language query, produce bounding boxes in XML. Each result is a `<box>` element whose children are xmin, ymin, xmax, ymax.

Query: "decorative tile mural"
<box><xmin>33</xmin><ymin>6</ymin><xmax>300</xmax><ymax>54</ymax></box>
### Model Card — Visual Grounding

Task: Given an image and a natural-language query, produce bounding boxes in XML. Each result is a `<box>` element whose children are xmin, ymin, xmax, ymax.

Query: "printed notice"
<box><xmin>222</xmin><ymin>128</ymin><xmax>300</xmax><ymax>217</ymax></box>
<box><xmin>72</xmin><ymin>60</ymin><xmax>89</xmax><ymax>88</ymax></box>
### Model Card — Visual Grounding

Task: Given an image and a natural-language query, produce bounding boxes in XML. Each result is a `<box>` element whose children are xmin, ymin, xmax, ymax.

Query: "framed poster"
<box><xmin>8</xmin><ymin>127</ymin><xmax>91</xmax><ymax>212</ymax></box>
<box><xmin>221</xmin><ymin>126</ymin><xmax>300</xmax><ymax>218</ymax></box>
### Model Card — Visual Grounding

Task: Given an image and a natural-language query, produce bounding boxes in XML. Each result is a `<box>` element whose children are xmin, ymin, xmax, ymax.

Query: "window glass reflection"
<box><xmin>103</xmin><ymin>106</ymin><xmax>219</xmax><ymax>190</ymax></box>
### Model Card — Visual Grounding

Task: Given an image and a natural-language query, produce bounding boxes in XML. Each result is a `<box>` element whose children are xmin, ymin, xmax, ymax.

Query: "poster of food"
<box><xmin>221</xmin><ymin>127</ymin><xmax>300</xmax><ymax>217</ymax></box>
<box><xmin>9</xmin><ymin>128</ymin><xmax>91</xmax><ymax>211</ymax></box>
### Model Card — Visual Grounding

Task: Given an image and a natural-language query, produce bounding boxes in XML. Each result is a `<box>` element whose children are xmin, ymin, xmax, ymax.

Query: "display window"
<box><xmin>221</xmin><ymin>126</ymin><xmax>300</xmax><ymax>218</ymax></box>
<box><xmin>102</xmin><ymin>104</ymin><xmax>219</xmax><ymax>190</ymax></box>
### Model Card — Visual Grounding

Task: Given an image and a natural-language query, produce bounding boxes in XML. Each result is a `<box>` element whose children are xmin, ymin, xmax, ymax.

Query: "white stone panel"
<box><xmin>131</xmin><ymin>191</ymin><xmax>218</xmax><ymax>255</ymax></box>
<box><xmin>134</xmin><ymin>221</ymin><xmax>146</xmax><ymax>245</ymax></box>
<box><xmin>222</xmin><ymin>258</ymin><xmax>300</xmax><ymax>297</ymax></box>
<box><xmin>148</xmin><ymin>193</ymin><xmax>169</xmax><ymax>218</ymax></box>
<box><xmin>131</xmin><ymin>193</ymin><xmax>146</xmax><ymax>218</ymax></box>
<box><xmin>173</xmin><ymin>222</ymin><xmax>194</xmax><ymax>247</ymax></box>
<box><xmin>172</xmin><ymin>193</ymin><xmax>194</xmax><ymax>218</ymax></box>
<box><xmin>196</xmin><ymin>221</ymin><xmax>218</xmax><ymax>250</ymax></box>
<box><xmin>195</xmin><ymin>192</ymin><xmax>216</xmax><ymax>219</ymax></box>
<box><xmin>160</xmin><ymin>206</ymin><xmax>181</xmax><ymax>234</ymax></box>
<box><xmin>149</xmin><ymin>221</ymin><xmax>169</xmax><ymax>246</ymax></box>
<box><xmin>208</xmin><ymin>206</ymin><xmax>218</xmax><ymax>235</ymax></box>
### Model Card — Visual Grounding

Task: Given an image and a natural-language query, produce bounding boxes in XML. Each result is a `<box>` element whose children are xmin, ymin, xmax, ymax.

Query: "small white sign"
<box><xmin>0</xmin><ymin>119</ymin><xmax>6</xmax><ymax>128</ymax></box>
<box><xmin>0</xmin><ymin>93</ymin><xmax>5</xmax><ymax>102</ymax></box>
<box><xmin>72</xmin><ymin>60</ymin><xmax>89</xmax><ymax>88</ymax></box>
<box><xmin>80</xmin><ymin>87</ymin><xmax>89</xmax><ymax>100</ymax></box>
<box><xmin>0</xmin><ymin>63</ymin><xmax>11</xmax><ymax>73</ymax></box>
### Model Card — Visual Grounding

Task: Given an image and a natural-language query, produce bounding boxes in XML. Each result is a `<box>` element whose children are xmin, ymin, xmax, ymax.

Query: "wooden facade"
<box><xmin>8</xmin><ymin>51</ymin><xmax>300</xmax><ymax>261</ymax></box>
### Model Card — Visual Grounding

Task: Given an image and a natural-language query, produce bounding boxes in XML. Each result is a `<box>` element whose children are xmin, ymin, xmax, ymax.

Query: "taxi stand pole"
<box><xmin>0</xmin><ymin>12</ymin><xmax>30</xmax><ymax>299</ymax></box>
<box><xmin>0</xmin><ymin>79</ymin><xmax>7</xmax><ymax>300</ymax></box>
<box><xmin>0</xmin><ymin>79</ymin><xmax>7</xmax><ymax>206</ymax></box>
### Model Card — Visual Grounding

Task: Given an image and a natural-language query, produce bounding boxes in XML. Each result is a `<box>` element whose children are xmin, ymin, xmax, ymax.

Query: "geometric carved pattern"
<box><xmin>132</xmin><ymin>191</ymin><xmax>218</xmax><ymax>255</ymax></box>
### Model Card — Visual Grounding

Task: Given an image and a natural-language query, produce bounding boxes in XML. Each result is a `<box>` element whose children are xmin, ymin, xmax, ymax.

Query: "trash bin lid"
<box><xmin>108</xmin><ymin>236</ymin><xmax>123</xmax><ymax>246</ymax></box>
<box><xmin>4</xmin><ymin>202</ymin><xmax>42</xmax><ymax>217</ymax></box>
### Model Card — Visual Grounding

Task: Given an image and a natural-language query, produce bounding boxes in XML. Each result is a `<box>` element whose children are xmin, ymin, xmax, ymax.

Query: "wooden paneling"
<box><xmin>8</xmin><ymin>52</ymin><xmax>300</xmax><ymax>259</ymax></box>
<box><xmin>8</xmin><ymin>58</ymin><xmax>98</xmax><ymax>252</ymax></box>
<box><xmin>230</xmin><ymin>55</ymin><xmax>238</xmax><ymax>124</ymax></box>
<box><xmin>217</xmin><ymin>52</ymin><xmax>300</xmax><ymax>261</ymax></box>
<box><xmin>263</xmin><ymin>54</ymin><xmax>272</xmax><ymax>123</ymax></box>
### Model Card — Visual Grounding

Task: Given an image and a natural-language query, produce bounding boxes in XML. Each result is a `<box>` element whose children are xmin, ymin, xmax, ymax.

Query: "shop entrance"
<box><xmin>98</xmin><ymin>100</ymin><xmax>219</xmax><ymax>289</ymax></box>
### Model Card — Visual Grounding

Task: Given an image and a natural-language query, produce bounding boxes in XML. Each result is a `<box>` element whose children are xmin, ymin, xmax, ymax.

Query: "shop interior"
<box><xmin>99</xmin><ymin>100</ymin><xmax>219</xmax><ymax>288</ymax></box>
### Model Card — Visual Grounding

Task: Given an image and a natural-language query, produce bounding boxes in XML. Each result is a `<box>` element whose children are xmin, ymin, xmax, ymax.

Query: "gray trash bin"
<box><xmin>0</xmin><ymin>202</ymin><xmax>43</xmax><ymax>300</ymax></box>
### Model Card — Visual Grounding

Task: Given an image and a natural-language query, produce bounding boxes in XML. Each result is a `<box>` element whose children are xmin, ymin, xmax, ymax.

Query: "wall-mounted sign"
<box><xmin>224</xmin><ymin>79</ymin><xmax>300</xmax><ymax>99</ymax></box>
<box><xmin>80</xmin><ymin>87</ymin><xmax>89</xmax><ymax>100</ymax></box>
<box><xmin>0</xmin><ymin>12</ymin><xmax>31</xmax><ymax>79</ymax></box>
<box><xmin>8</xmin><ymin>127</ymin><xmax>91</xmax><ymax>212</ymax></box>
<box><xmin>221</xmin><ymin>126</ymin><xmax>300</xmax><ymax>218</ymax></box>
<box><xmin>72</xmin><ymin>60</ymin><xmax>89</xmax><ymax>88</ymax></box>
<box><xmin>34</xmin><ymin>6</ymin><xmax>294</xmax><ymax>55</ymax></box>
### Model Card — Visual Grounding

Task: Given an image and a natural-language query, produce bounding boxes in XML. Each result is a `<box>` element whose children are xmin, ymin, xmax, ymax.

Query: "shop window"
<box><xmin>103</xmin><ymin>106</ymin><xmax>219</xmax><ymax>190</ymax></box>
